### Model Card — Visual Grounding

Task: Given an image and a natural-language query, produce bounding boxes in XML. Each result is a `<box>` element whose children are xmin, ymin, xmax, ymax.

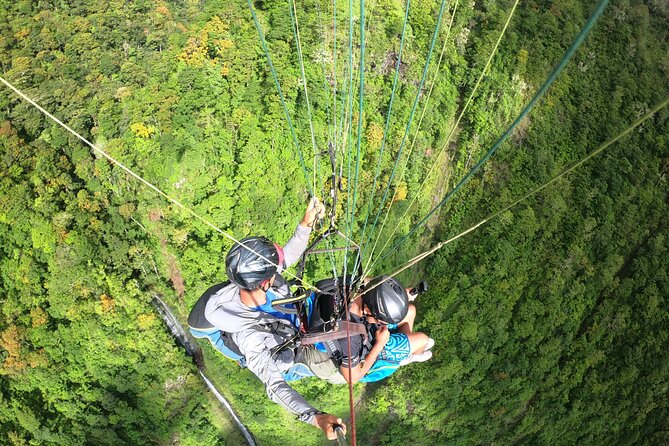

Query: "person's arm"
<box><xmin>233</xmin><ymin>329</ymin><xmax>316</xmax><ymax>418</ymax></box>
<box><xmin>339</xmin><ymin>326</ymin><xmax>390</xmax><ymax>384</ymax></box>
<box><xmin>232</xmin><ymin>329</ymin><xmax>345</xmax><ymax>439</ymax></box>
<box><xmin>282</xmin><ymin>197</ymin><xmax>325</xmax><ymax>268</ymax></box>
<box><xmin>300</xmin><ymin>196</ymin><xmax>325</xmax><ymax>228</ymax></box>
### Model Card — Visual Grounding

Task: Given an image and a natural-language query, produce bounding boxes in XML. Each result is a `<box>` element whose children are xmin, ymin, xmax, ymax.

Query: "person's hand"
<box><xmin>301</xmin><ymin>197</ymin><xmax>325</xmax><ymax>228</ymax></box>
<box><xmin>313</xmin><ymin>413</ymin><xmax>346</xmax><ymax>440</ymax></box>
<box><xmin>375</xmin><ymin>325</ymin><xmax>390</xmax><ymax>347</ymax></box>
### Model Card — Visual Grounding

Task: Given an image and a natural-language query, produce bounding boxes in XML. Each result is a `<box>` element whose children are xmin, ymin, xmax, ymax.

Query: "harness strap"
<box><xmin>271</xmin><ymin>303</ymin><xmax>300</xmax><ymax>314</ymax></box>
<box><xmin>300</xmin><ymin>321</ymin><xmax>368</xmax><ymax>344</ymax></box>
<box><xmin>323</xmin><ymin>339</ymin><xmax>343</xmax><ymax>365</ymax></box>
<box><xmin>271</xmin><ymin>294</ymin><xmax>308</xmax><ymax>309</ymax></box>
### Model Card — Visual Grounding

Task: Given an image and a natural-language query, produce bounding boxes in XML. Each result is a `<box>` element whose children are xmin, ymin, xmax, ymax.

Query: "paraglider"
<box><xmin>2</xmin><ymin>0</ymin><xmax>667</xmax><ymax>445</ymax></box>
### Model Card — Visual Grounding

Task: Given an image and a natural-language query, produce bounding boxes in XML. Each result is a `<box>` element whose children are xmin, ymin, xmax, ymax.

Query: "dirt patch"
<box><xmin>161</xmin><ymin>239</ymin><xmax>186</xmax><ymax>298</ymax></box>
<box><xmin>148</xmin><ymin>208</ymin><xmax>163</xmax><ymax>222</ymax></box>
<box><xmin>381</xmin><ymin>51</ymin><xmax>409</xmax><ymax>77</ymax></box>
<box><xmin>511</xmin><ymin>115</ymin><xmax>531</xmax><ymax>145</ymax></box>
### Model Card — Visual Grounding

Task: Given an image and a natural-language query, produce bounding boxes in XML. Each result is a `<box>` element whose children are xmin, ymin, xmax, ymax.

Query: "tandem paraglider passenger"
<box><xmin>317</xmin><ymin>275</ymin><xmax>434</xmax><ymax>384</ymax></box>
<box><xmin>187</xmin><ymin>197</ymin><xmax>347</xmax><ymax>440</ymax></box>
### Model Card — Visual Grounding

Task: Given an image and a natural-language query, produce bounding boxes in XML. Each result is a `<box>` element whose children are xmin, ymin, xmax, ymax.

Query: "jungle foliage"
<box><xmin>0</xmin><ymin>0</ymin><xmax>668</xmax><ymax>445</ymax></box>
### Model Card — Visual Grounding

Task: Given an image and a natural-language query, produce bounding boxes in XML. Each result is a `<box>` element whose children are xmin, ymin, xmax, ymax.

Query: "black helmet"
<box><xmin>362</xmin><ymin>275</ymin><xmax>408</xmax><ymax>324</ymax></box>
<box><xmin>225</xmin><ymin>236</ymin><xmax>285</xmax><ymax>290</ymax></box>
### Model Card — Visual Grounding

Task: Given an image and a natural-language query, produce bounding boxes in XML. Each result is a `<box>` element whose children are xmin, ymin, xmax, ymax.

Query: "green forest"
<box><xmin>1</xmin><ymin>0</ymin><xmax>668</xmax><ymax>444</ymax></box>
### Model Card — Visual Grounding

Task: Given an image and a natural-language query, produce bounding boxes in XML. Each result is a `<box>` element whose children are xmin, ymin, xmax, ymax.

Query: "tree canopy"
<box><xmin>1</xmin><ymin>0</ymin><xmax>668</xmax><ymax>444</ymax></box>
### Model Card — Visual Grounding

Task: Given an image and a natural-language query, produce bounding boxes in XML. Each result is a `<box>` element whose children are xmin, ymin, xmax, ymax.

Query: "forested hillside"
<box><xmin>1</xmin><ymin>0</ymin><xmax>668</xmax><ymax>445</ymax></box>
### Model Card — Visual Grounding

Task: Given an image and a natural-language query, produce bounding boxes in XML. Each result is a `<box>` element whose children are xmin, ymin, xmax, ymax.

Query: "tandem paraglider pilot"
<box><xmin>187</xmin><ymin>197</ymin><xmax>346</xmax><ymax>440</ymax></box>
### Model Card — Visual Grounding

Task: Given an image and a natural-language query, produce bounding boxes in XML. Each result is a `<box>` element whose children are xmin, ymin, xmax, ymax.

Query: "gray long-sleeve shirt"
<box><xmin>204</xmin><ymin>224</ymin><xmax>320</xmax><ymax>423</ymax></box>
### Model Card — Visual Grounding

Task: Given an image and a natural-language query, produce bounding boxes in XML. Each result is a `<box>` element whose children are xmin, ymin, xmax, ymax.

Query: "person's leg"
<box><xmin>301</xmin><ymin>346</ymin><xmax>346</xmax><ymax>384</ymax></box>
<box><xmin>392</xmin><ymin>305</ymin><xmax>435</xmax><ymax>355</ymax></box>
<box><xmin>397</xmin><ymin>332</ymin><xmax>433</xmax><ymax>366</ymax></box>
<box><xmin>406</xmin><ymin>331</ymin><xmax>429</xmax><ymax>354</ymax></box>
<box><xmin>379</xmin><ymin>333</ymin><xmax>411</xmax><ymax>363</ymax></box>
<box><xmin>379</xmin><ymin>332</ymin><xmax>433</xmax><ymax>368</ymax></box>
<box><xmin>396</xmin><ymin>304</ymin><xmax>416</xmax><ymax>334</ymax></box>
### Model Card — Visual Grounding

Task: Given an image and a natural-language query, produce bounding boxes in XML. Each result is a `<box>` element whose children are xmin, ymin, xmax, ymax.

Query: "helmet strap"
<box><xmin>259</xmin><ymin>280</ymin><xmax>271</xmax><ymax>292</ymax></box>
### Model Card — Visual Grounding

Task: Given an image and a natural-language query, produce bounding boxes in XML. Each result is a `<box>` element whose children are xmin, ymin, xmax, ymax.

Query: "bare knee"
<box><xmin>407</xmin><ymin>332</ymin><xmax>429</xmax><ymax>353</ymax></box>
<box><xmin>401</xmin><ymin>304</ymin><xmax>416</xmax><ymax>325</ymax></box>
<box><xmin>407</xmin><ymin>304</ymin><xmax>416</xmax><ymax>320</ymax></box>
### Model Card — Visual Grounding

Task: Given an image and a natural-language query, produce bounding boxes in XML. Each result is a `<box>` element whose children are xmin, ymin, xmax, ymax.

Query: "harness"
<box><xmin>188</xmin><ymin>277</ymin><xmax>372</xmax><ymax>368</ymax></box>
<box><xmin>296</xmin><ymin>277</ymin><xmax>373</xmax><ymax>367</ymax></box>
